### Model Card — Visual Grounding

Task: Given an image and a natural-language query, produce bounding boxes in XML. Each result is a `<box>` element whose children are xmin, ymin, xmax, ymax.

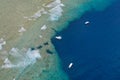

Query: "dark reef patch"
<box><xmin>36</xmin><ymin>45</ymin><xmax>43</xmax><ymax>49</ymax></box>
<box><xmin>43</xmin><ymin>42</ymin><xmax>49</xmax><ymax>46</ymax></box>
<box><xmin>30</xmin><ymin>47</ymin><xmax>36</xmax><ymax>51</ymax></box>
<box><xmin>46</xmin><ymin>49</ymin><xmax>53</xmax><ymax>54</ymax></box>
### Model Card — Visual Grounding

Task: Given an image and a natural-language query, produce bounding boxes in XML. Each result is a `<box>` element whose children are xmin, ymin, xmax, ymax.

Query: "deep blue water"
<box><xmin>52</xmin><ymin>0</ymin><xmax>120</xmax><ymax>80</ymax></box>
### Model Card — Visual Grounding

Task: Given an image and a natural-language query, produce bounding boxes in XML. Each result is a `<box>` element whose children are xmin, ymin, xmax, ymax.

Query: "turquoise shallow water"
<box><xmin>52</xmin><ymin>0</ymin><xmax>120</xmax><ymax>80</ymax></box>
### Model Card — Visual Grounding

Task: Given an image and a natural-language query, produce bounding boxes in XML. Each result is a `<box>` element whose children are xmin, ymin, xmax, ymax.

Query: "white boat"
<box><xmin>68</xmin><ymin>63</ymin><xmax>73</xmax><ymax>68</ymax></box>
<box><xmin>85</xmin><ymin>21</ymin><xmax>90</xmax><ymax>25</ymax></box>
<box><xmin>55</xmin><ymin>36</ymin><xmax>62</xmax><ymax>40</ymax></box>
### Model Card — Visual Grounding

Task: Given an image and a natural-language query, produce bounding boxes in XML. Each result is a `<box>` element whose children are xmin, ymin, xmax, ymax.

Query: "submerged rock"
<box><xmin>43</xmin><ymin>42</ymin><xmax>49</xmax><ymax>46</ymax></box>
<box><xmin>46</xmin><ymin>49</ymin><xmax>53</xmax><ymax>54</ymax></box>
<box><xmin>36</xmin><ymin>45</ymin><xmax>43</xmax><ymax>49</ymax></box>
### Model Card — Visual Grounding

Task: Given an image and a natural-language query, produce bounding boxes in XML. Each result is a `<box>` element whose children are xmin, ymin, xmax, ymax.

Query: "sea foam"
<box><xmin>1</xmin><ymin>48</ymin><xmax>41</xmax><ymax>69</ymax></box>
<box><xmin>47</xmin><ymin>0</ymin><xmax>64</xmax><ymax>21</ymax></box>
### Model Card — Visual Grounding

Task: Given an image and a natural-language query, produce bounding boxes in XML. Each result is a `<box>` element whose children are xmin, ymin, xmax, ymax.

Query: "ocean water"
<box><xmin>52</xmin><ymin>0</ymin><xmax>120</xmax><ymax>80</ymax></box>
<box><xmin>0</xmin><ymin>0</ymin><xmax>117</xmax><ymax>80</ymax></box>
